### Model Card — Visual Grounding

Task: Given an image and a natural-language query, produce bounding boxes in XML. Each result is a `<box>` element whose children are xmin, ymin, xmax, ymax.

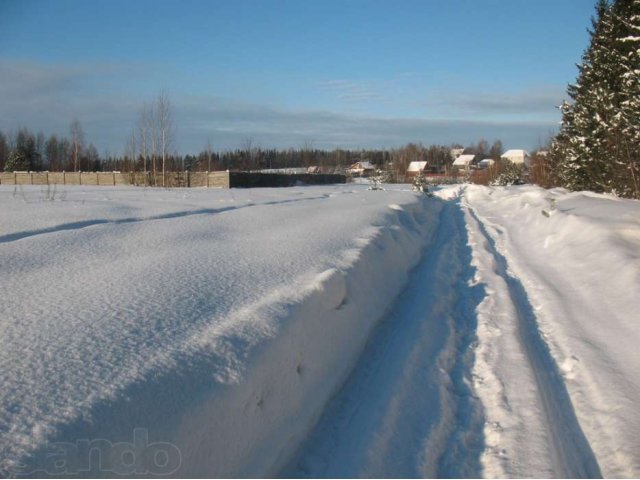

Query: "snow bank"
<box><xmin>465</xmin><ymin>185</ymin><xmax>640</xmax><ymax>477</ymax></box>
<box><xmin>0</xmin><ymin>185</ymin><xmax>440</xmax><ymax>477</ymax></box>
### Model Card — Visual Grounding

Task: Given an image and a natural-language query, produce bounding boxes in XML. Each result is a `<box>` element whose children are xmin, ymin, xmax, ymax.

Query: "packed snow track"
<box><xmin>1</xmin><ymin>184</ymin><xmax>639</xmax><ymax>478</ymax></box>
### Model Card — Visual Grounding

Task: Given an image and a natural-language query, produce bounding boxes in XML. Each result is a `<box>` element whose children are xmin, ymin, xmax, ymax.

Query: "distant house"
<box><xmin>452</xmin><ymin>154</ymin><xmax>476</xmax><ymax>171</ymax></box>
<box><xmin>478</xmin><ymin>159</ymin><xmax>496</xmax><ymax>169</ymax></box>
<box><xmin>501</xmin><ymin>149</ymin><xmax>531</xmax><ymax>166</ymax></box>
<box><xmin>347</xmin><ymin>161</ymin><xmax>376</xmax><ymax>176</ymax></box>
<box><xmin>306</xmin><ymin>166</ymin><xmax>321</xmax><ymax>174</ymax></box>
<box><xmin>406</xmin><ymin>161</ymin><xmax>428</xmax><ymax>179</ymax></box>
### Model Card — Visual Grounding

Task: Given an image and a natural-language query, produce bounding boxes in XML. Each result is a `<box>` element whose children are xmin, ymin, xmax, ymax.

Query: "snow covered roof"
<box><xmin>501</xmin><ymin>149</ymin><xmax>531</xmax><ymax>165</ymax></box>
<box><xmin>502</xmin><ymin>149</ymin><xmax>530</xmax><ymax>158</ymax></box>
<box><xmin>407</xmin><ymin>161</ymin><xmax>428</xmax><ymax>172</ymax></box>
<box><xmin>452</xmin><ymin>154</ymin><xmax>475</xmax><ymax>166</ymax></box>
<box><xmin>348</xmin><ymin>161</ymin><xmax>375</xmax><ymax>171</ymax></box>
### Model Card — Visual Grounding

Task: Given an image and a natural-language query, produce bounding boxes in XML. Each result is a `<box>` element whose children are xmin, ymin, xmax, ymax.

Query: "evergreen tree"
<box><xmin>551</xmin><ymin>0</ymin><xmax>640</xmax><ymax>198</ymax></box>
<box><xmin>4</xmin><ymin>129</ymin><xmax>42</xmax><ymax>172</ymax></box>
<box><xmin>613</xmin><ymin>0</ymin><xmax>640</xmax><ymax>196</ymax></box>
<box><xmin>4</xmin><ymin>148</ymin><xmax>32</xmax><ymax>172</ymax></box>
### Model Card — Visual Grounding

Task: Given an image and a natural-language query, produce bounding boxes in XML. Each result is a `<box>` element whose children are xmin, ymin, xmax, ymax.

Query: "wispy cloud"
<box><xmin>0</xmin><ymin>59</ymin><xmax>557</xmax><ymax>153</ymax></box>
<box><xmin>318</xmin><ymin>79</ymin><xmax>388</xmax><ymax>103</ymax></box>
<box><xmin>177</xmin><ymin>94</ymin><xmax>555</xmax><ymax>151</ymax></box>
<box><xmin>426</xmin><ymin>86</ymin><xmax>568</xmax><ymax>117</ymax></box>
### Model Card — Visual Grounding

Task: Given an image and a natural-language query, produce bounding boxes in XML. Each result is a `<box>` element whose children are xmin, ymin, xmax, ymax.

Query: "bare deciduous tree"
<box><xmin>205</xmin><ymin>138</ymin><xmax>213</xmax><ymax>172</ymax></box>
<box><xmin>241</xmin><ymin>136</ymin><xmax>258</xmax><ymax>171</ymax></box>
<box><xmin>156</xmin><ymin>91</ymin><xmax>175</xmax><ymax>186</ymax></box>
<box><xmin>137</xmin><ymin>102</ymin><xmax>153</xmax><ymax>176</ymax></box>
<box><xmin>70</xmin><ymin>119</ymin><xmax>84</xmax><ymax>172</ymax></box>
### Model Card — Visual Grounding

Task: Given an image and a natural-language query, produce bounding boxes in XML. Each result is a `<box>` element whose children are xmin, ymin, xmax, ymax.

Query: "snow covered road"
<box><xmin>1</xmin><ymin>183</ymin><xmax>639</xmax><ymax>477</ymax></box>
<box><xmin>284</xmin><ymin>185</ymin><xmax>639</xmax><ymax>478</ymax></box>
<box><xmin>283</xmin><ymin>194</ymin><xmax>486</xmax><ymax>478</ymax></box>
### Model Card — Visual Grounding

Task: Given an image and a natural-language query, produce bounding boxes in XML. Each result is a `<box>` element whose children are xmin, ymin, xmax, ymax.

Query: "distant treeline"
<box><xmin>0</xmin><ymin>127</ymin><xmax>507</xmax><ymax>176</ymax></box>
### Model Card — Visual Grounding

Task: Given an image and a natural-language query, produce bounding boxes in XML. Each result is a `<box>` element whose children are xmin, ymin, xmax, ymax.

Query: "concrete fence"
<box><xmin>0</xmin><ymin>171</ymin><xmax>345</xmax><ymax>188</ymax></box>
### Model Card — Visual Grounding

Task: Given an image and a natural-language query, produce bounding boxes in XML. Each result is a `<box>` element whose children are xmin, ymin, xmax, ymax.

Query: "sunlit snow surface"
<box><xmin>1</xmin><ymin>183</ymin><xmax>639</xmax><ymax>477</ymax></box>
<box><xmin>0</xmin><ymin>184</ymin><xmax>437</xmax><ymax>477</ymax></box>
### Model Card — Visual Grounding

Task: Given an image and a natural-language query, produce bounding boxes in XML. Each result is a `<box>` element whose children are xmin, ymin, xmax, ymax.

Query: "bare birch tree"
<box><xmin>70</xmin><ymin>119</ymin><xmax>84</xmax><ymax>172</ymax></box>
<box><xmin>205</xmin><ymin>138</ymin><xmax>213</xmax><ymax>172</ymax></box>
<box><xmin>137</xmin><ymin>102</ymin><xmax>153</xmax><ymax>176</ymax></box>
<box><xmin>241</xmin><ymin>136</ymin><xmax>260</xmax><ymax>171</ymax></box>
<box><xmin>156</xmin><ymin>91</ymin><xmax>175</xmax><ymax>186</ymax></box>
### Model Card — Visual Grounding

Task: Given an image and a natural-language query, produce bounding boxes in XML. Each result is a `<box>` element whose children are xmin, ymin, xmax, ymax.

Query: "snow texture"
<box><xmin>0</xmin><ymin>184</ymin><xmax>437</xmax><ymax>477</ymax></box>
<box><xmin>1</xmin><ymin>183</ymin><xmax>639</xmax><ymax>478</ymax></box>
<box><xmin>285</xmin><ymin>185</ymin><xmax>640</xmax><ymax>478</ymax></box>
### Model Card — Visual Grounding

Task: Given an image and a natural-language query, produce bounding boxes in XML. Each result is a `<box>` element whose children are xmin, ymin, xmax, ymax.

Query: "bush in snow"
<box><xmin>411</xmin><ymin>171</ymin><xmax>430</xmax><ymax>194</ymax></box>
<box><xmin>490</xmin><ymin>160</ymin><xmax>528</xmax><ymax>186</ymax></box>
<box><xmin>368</xmin><ymin>169</ymin><xmax>390</xmax><ymax>190</ymax></box>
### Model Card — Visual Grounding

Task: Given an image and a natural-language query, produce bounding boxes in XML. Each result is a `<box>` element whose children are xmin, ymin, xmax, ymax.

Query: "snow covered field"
<box><xmin>1</xmin><ymin>183</ymin><xmax>639</xmax><ymax>477</ymax></box>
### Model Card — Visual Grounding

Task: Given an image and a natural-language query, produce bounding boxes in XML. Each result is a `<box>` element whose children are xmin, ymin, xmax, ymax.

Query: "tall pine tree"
<box><xmin>551</xmin><ymin>0</ymin><xmax>640</xmax><ymax>198</ymax></box>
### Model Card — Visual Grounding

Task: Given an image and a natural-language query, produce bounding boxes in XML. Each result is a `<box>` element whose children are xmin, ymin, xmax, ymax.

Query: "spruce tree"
<box><xmin>613</xmin><ymin>0</ymin><xmax>640</xmax><ymax>197</ymax></box>
<box><xmin>4</xmin><ymin>149</ymin><xmax>32</xmax><ymax>172</ymax></box>
<box><xmin>551</xmin><ymin>0</ymin><xmax>640</xmax><ymax>198</ymax></box>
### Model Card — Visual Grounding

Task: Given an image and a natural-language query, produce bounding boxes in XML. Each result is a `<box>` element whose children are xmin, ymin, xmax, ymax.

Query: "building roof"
<box><xmin>407</xmin><ymin>161</ymin><xmax>428</xmax><ymax>172</ymax></box>
<box><xmin>502</xmin><ymin>149</ymin><xmax>530</xmax><ymax>158</ymax></box>
<box><xmin>452</xmin><ymin>154</ymin><xmax>476</xmax><ymax>166</ymax></box>
<box><xmin>349</xmin><ymin>161</ymin><xmax>374</xmax><ymax>170</ymax></box>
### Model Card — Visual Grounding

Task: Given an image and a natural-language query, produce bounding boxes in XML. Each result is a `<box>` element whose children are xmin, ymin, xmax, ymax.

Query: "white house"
<box><xmin>452</xmin><ymin>154</ymin><xmax>476</xmax><ymax>171</ymax></box>
<box><xmin>501</xmin><ymin>149</ymin><xmax>530</xmax><ymax>166</ymax></box>
<box><xmin>406</xmin><ymin>161</ymin><xmax>428</xmax><ymax>178</ymax></box>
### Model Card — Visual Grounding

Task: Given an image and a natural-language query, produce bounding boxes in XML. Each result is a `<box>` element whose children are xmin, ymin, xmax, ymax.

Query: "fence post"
<box><xmin>113</xmin><ymin>172</ymin><xmax>116</xmax><ymax>186</ymax></box>
<box><xmin>187</xmin><ymin>170</ymin><xmax>190</xmax><ymax>188</ymax></box>
<box><xmin>14</xmin><ymin>171</ymin><xmax>17</xmax><ymax>184</ymax></box>
<box><xmin>63</xmin><ymin>171</ymin><xmax>66</xmax><ymax>184</ymax></box>
<box><xmin>30</xmin><ymin>172</ymin><xmax>34</xmax><ymax>184</ymax></box>
<box><xmin>79</xmin><ymin>172</ymin><xmax>82</xmax><ymax>185</ymax></box>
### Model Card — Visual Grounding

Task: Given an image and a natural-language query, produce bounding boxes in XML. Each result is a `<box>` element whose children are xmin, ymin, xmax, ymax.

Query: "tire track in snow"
<box><xmin>282</xmin><ymin>197</ymin><xmax>487</xmax><ymax>478</ymax></box>
<box><xmin>466</xmin><ymin>205</ymin><xmax>602</xmax><ymax>478</ymax></box>
<box><xmin>0</xmin><ymin>195</ymin><xmax>330</xmax><ymax>244</ymax></box>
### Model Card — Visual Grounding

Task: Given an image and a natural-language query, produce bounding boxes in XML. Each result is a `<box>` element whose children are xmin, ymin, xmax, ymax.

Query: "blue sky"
<box><xmin>1</xmin><ymin>0</ymin><xmax>595</xmax><ymax>154</ymax></box>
